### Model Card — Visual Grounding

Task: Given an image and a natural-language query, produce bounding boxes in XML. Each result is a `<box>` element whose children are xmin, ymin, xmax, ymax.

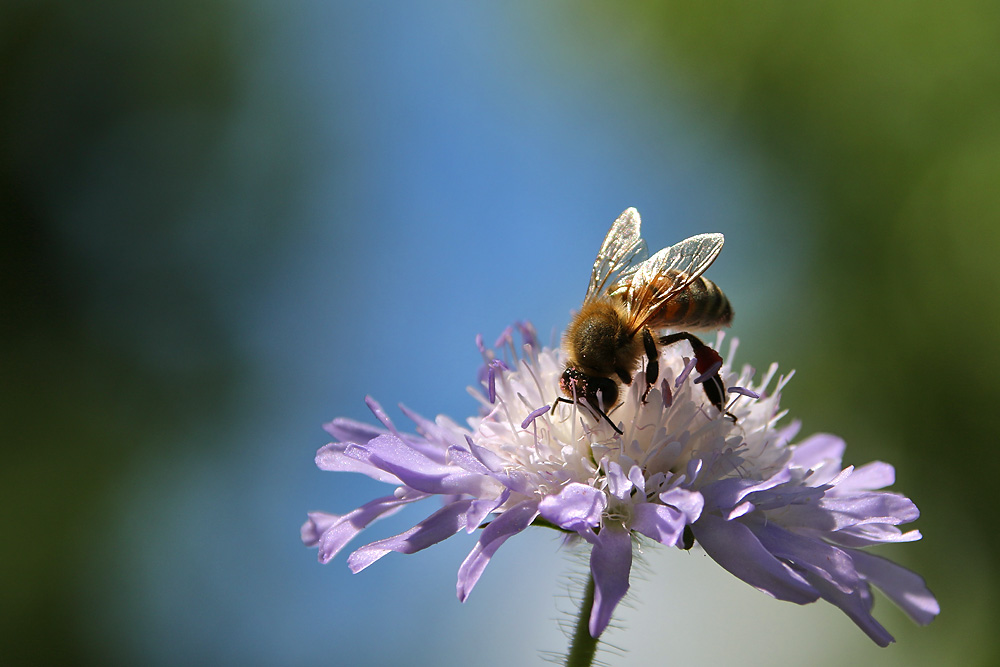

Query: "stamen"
<box><xmin>660</xmin><ymin>378</ymin><xmax>673</xmax><ymax>408</ymax></box>
<box><xmin>676</xmin><ymin>357</ymin><xmax>697</xmax><ymax>387</ymax></box>
<box><xmin>487</xmin><ymin>359</ymin><xmax>508</xmax><ymax>404</ymax></box>
<box><xmin>521</xmin><ymin>405</ymin><xmax>551</xmax><ymax>429</ymax></box>
<box><xmin>515</xmin><ymin>321</ymin><xmax>539</xmax><ymax>350</ymax></box>
<box><xmin>728</xmin><ymin>386</ymin><xmax>760</xmax><ymax>399</ymax></box>
<box><xmin>694</xmin><ymin>360</ymin><xmax>723</xmax><ymax>384</ymax></box>
<box><xmin>493</xmin><ymin>326</ymin><xmax>513</xmax><ymax>349</ymax></box>
<box><xmin>487</xmin><ymin>366</ymin><xmax>496</xmax><ymax>404</ymax></box>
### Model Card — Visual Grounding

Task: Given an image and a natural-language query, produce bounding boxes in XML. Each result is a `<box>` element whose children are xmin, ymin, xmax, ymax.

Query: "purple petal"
<box><xmin>589</xmin><ymin>525</ymin><xmax>632</xmax><ymax>637</ymax></box>
<box><xmin>631</xmin><ymin>503</ymin><xmax>686</xmax><ymax>546</ymax></box>
<box><xmin>700</xmin><ymin>468</ymin><xmax>791</xmax><ymax>512</ymax></box>
<box><xmin>315</xmin><ymin>442</ymin><xmax>403</xmax><ymax>485</ymax></box>
<box><xmin>781</xmin><ymin>493</ymin><xmax>919</xmax><ymax>533</ymax></box>
<box><xmin>606</xmin><ymin>461</ymin><xmax>632</xmax><ymax>501</ymax></box>
<box><xmin>743</xmin><ymin>483</ymin><xmax>827</xmax><ymax>514</ymax></box>
<box><xmin>849</xmin><ymin>550</ymin><xmax>939</xmax><ymax>626</ymax></box>
<box><xmin>466</xmin><ymin>437</ymin><xmax>506</xmax><ymax>472</ymax></box>
<box><xmin>312</xmin><ymin>494</ymin><xmax>421</xmax><ymax>563</ymax></box>
<box><xmin>692</xmin><ymin>515</ymin><xmax>818</xmax><ymax>604</ymax></box>
<box><xmin>463</xmin><ymin>494</ymin><xmax>507</xmax><ymax>534</ymax></box>
<box><xmin>627</xmin><ymin>465</ymin><xmax>646</xmax><ymax>496</ymax></box>
<box><xmin>352</xmin><ymin>434</ymin><xmax>499</xmax><ymax>497</ymax></box>
<box><xmin>774</xmin><ymin>419</ymin><xmax>802</xmax><ymax>446</ymax></box>
<box><xmin>447</xmin><ymin>445</ymin><xmax>492</xmax><ymax>476</ymax></box>
<box><xmin>364</xmin><ymin>395</ymin><xmax>397</xmax><ymax>430</ymax></box>
<box><xmin>301</xmin><ymin>511</ymin><xmax>340</xmax><ymax>547</ymax></box>
<box><xmin>831</xmin><ymin>461</ymin><xmax>896</xmax><ymax>494</ymax></box>
<box><xmin>322</xmin><ymin>417</ymin><xmax>385</xmax><ymax>444</ymax></box>
<box><xmin>397</xmin><ymin>404</ymin><xmax>463</xmax><ymax>461</ymax></box>
<box><xmin>538</xmin><ymin>483</ymin><xmax>606</xmax><ymax>533</ymax></box>
<box><xmin>800</xmin><ymin>568</ymin><xmax>895</xmax><ymax>647</ymax></box>
<box><xmin>790</xmin><ymin>433</ymin><xmax>846</xmax><ymax>470</ymax></box>
<box><xmin>658</xmin><ymin>487</ymin><xmax>704</xmax><ymax>523</ymax></box>
<box><xmin>453</xmin><ymin>441</ymin><xmax>536</xmax><ymax>496</ymax></box>
<box><xmin>753</xmin><ymin>521</ymin><xmax>861</xmax><ymax>594</ymax></box>
<box><xmin>347</xmin><ymin>499</ymin><xmax>474</xmax><ymax>572</ymax></box>
<box><xmin>457</xmin><ymin>500</ymin><xmax>539</xmax><ymax>601</ymax></box>
<box><xmin>828</xmin><ymin>525</ymin><xmax>922</xmax><ymax>548</ymax></box>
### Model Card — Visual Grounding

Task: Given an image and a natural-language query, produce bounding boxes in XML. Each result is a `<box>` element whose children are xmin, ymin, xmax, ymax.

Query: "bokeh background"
<box><xmin>3</xmin><ymin>2</ymin><xmax>997</xmax><ymax>665</ymax></box>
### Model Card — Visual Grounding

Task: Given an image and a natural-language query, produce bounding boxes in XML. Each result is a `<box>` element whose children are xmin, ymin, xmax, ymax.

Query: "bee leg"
<box><xmin>641</xmin><ymin>328</ymin><xmax>659</xmax><ymax>403</ymax></box>
<box><xmin>586</xmin><ymin>376</ymin><xmax>623</xmax><ymax>434</ymax></box>
<box><xmin>550</xmin><ymin>393</ymin><xmax>623</xmax><ymax>435</ymax></box>
<box><xmin>658</xmin><ymin>332</ymin><xmax>736</xmax><ymax>421</ymax></box>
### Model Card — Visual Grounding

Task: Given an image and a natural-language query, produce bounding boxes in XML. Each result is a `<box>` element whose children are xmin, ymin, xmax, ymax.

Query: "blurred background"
<box><xmin>3</xmin><ymin>1</ymin><xmax>996</xmax><ymax>665</ymax></box>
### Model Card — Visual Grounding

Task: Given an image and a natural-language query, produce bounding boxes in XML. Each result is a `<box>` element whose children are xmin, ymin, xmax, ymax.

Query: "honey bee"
<box><xmin>554</xmin><ymin>207</ymin><xmax>734</xmax><ymax>433</ymax></box>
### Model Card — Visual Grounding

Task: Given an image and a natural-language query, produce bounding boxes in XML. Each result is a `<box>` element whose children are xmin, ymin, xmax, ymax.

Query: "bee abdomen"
<box><xmin>654</xmin><ymin>274</ymin><xmax>733</xmax><ymax>329</ymax></box>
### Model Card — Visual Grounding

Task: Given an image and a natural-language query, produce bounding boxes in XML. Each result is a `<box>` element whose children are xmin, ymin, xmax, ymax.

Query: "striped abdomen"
<box><xmin>648</xmin><ymin>270</ymin><xmax>733</xmax><ymax>330</ymax></box>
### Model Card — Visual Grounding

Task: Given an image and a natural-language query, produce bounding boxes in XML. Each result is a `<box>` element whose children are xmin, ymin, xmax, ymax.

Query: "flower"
<box><xmin>303</xmin><ymin>322</ymin><xmax>938</xmax><ymax>643</ymax></box>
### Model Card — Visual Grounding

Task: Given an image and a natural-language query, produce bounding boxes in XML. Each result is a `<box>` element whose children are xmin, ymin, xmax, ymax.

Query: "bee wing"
<box><xmin>585</xmin><ymin>208</ymin><xmax>649</xmax><ymax>302</ymax></box>
<box><xmin>615</xmin><ymin>233</ymin><xmax>725</xmax><ymax>331</ymax></box>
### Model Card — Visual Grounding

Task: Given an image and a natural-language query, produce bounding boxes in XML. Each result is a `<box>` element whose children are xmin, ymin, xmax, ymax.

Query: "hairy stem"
<box><xmin>565</xmin><ymin>570</ymin><xmax>599</xmax><ymax>667</ymax></box>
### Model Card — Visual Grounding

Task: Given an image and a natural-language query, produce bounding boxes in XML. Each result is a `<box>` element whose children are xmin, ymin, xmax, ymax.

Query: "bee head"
<box><xmin>559</xmin><ymin>365</ymin><xmax>619</xmax><ymax>410</ymax></box>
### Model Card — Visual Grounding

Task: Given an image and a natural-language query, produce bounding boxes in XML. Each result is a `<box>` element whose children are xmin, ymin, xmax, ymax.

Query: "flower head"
<box><xmin>303</xmin><ymin>322</ymin><xmax>938</xmax><ymax>643</ymax></box>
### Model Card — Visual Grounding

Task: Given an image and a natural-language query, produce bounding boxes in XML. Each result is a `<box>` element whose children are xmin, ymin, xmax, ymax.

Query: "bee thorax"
<box><xmin>565</xmin><ymin>301</ymin><xmax>640</xmax><ymax>378</ymax></box>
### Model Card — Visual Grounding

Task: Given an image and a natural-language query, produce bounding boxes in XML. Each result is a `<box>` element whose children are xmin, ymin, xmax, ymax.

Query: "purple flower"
<box><xmin>303</xmin><ymin>323</ymin><xmax>938</xmax><ymax>642</ymax></box>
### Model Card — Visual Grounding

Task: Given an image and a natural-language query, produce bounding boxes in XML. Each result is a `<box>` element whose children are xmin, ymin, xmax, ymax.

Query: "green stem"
<box><xmin>565</xmin><ymin>570</ymin><xmax>599</xmax><ymax>667</ymax></box>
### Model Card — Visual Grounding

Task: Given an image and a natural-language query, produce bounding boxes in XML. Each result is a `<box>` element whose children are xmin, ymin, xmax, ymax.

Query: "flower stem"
<box><xmin>565</xmin><ymin>570</ymin><xmax>599</xmax><ymax>667</ymax></box>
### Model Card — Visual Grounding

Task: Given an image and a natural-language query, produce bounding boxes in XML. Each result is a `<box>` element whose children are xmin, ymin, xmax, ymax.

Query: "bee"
<box><xmin>554</xmin><ymin>207</ymin><xmax>734</xmax><ymax>433</ymax></box>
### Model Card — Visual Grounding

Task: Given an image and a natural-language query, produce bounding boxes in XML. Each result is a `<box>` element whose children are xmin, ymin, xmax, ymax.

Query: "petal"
<box><xmin>322</xmin><ymin>417</ymin><xmax>385</xmax><ymax>445</ymax></box>
<box><xmin>831</xmin><ymin>461</ymin><xmax>896</xmax><ymax>494</ymax></box>
<box><xmin>631</xmin><ymin>503</ymin><xmax>686</xmax><ymax>547</ymax></box>
<box><xmin>352</xmin><ymin>434</ymin><xmax>499</xmax><ymax>497</ymax></box>
<box><xmin>463</xmin><ymin>493</ymin><xmax>507</xmax><ymax>534</ymax></box>
<box><xmin>800</xmin><ymin>569</ymin><xmax>895</xmax><ymax>647</ymax></box>
<box><xmin>827</xmin><ymin>525</ymin><xmax>922</xmax><ymax>548</ymax></box>
<box><xmin>315</xmin><ymin>442</ymin><xmax>403</xmax><ymax>485</ymax></box>
<box><xmin>778</xmin><ymin>492</ymin><xmax>919</xmax><ymax>533</ymax></box>
<box><xmin>347</xmin><ymin>499</ymin><xmax>473</xmax><ymax>572</ymax></box>
<box><xmin>301</xmin><ymin>511</ymin><xmax>340</xmax><ymax>547</ymax></box>
<box><xmin>606</xmin><ymin>461</ymin><xmax>632</xmax><ymax>501</ymax></box>
<box><xmin>538</xmin><ymin>483</ymin><xmax>607</xmax><ymax>533</ymax></box>
<box><xmin>658</xmin><ymin>487</ymin><xmax>704</xmax><ymax>523</ymax></box>
<box><xmin>467</xmin><ymin>439</ymin><xmax>506</xmax><ymax>472</ymax></box>
<box><xmin>450</xmin><ymin>443</ymin><xmax>536</xmax><ymax>496</ymax></box>
<box><xmin>790</xmin><ymin>433</ymin><xmax>846</xmax><ymax>472</ymax></box>
<box><xmin>447</xmin><ymin>445</ymin><xmax>492</xmax><ymax>475</ymax></box>
<box><xmin>398</xmin><ymin>404</ymin><xmax>466</xmax><ymax>460</ymax></box>
<box><xmin>692</xmin><ymin>515</ymin><xmax>818</xmax><ymax>604</ymax></box>
<box><xmin>753</xmin><ymin>521</ymin><xmax>861</xmax><ymax>594</ymax></box>
<box><xmin>589</xmin><ymin>525</ymin><xmax>632</xmax><ymax>637</ymax></box>
<box><xmin>627</xmin><ymin>465</ymin><xmax>646</xmax><ymax>496</ymax></box>
<box><xmin>700</xmin><ymin>468</ymin><xmax>791</xmax><ymax>512</ymax></box>
<box><xmin>313</xmin><ymin>494</ymin><xmax>423</xmax><ymax>563</ymax></box>
<box><xmin>849</xmin><ymin>550</ymin><xmax>940</xmax><ymax>626</ymax></box>
<box><xmin>456</xmin><ymin>500</ymin><xmax>539</xmax><ymax>601</ymax></box>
